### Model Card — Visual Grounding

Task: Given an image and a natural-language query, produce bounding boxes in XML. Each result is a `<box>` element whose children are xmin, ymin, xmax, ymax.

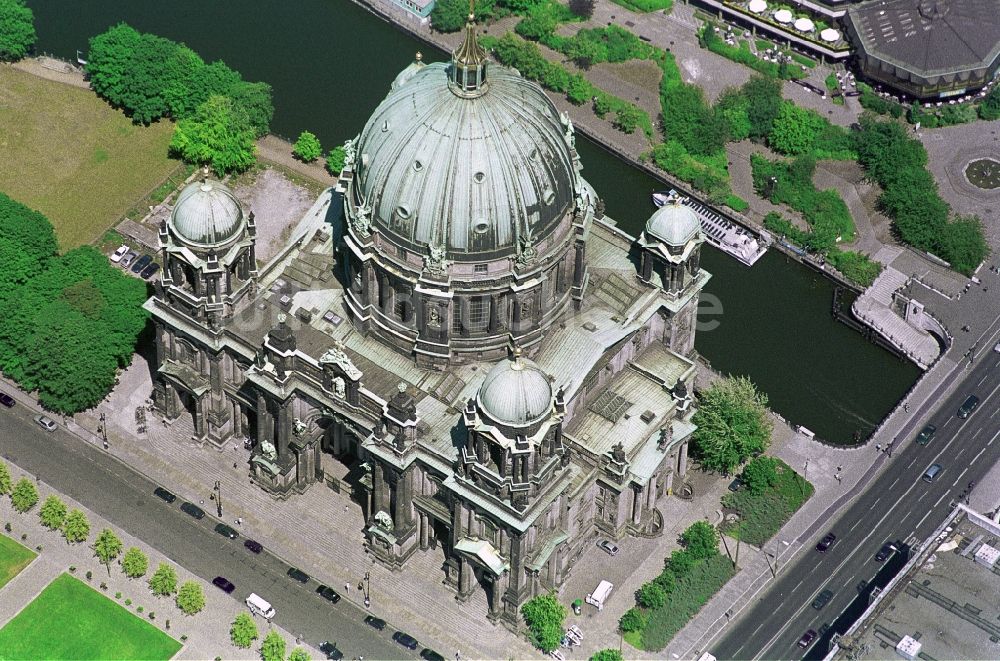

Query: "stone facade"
<box><xmin>145</xmin><ymin>21</ymin><xmax>711</xmax><ymax>629</ymax></box>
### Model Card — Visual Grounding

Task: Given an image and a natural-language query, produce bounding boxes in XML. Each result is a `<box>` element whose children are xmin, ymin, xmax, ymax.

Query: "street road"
<box><xmin>0</xmin><ymin>408</ymin><xmax>422</xmax><ymax>661</ymax></box>
<box><xmin>711</xmin><ymin>352</ymin><xmax>1000</xmax><ymax>660</ymax></box>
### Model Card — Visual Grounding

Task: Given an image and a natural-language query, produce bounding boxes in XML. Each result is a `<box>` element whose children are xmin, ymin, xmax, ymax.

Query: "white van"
<box><xmin>246</xmin><ymin>593</ymin><xmax>275</xmax><ymax>620</ymax></box>
<box><xmin>585</xmin><ymin>580</ymin><xmax>614</xmax><ymax>610</ymax></box>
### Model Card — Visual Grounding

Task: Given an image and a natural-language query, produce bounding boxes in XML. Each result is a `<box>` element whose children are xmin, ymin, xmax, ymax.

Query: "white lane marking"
<box><xmin>792</xmin><ymin>579</ymin><xmax>804</xmax><ymax>593</ymax></box>
<box><xmin>952</xmin><ymin>466</ymin><xmax>970</xmax><ymax>487</ymax></box>
<box><xmin>934</xmin><ymin>492</ymin><xmax>948</xmax><ymax>507</ymax></box>
<box><xmin>978</xmin><ymin>373</ymin><xmax>990</xmax><ymax>387</ymax></box>
<box><xmin>908</xmin><ymin>456</ymin><xmax>918</xmax><ymax>468</ymax></box>
<box><xmin>991</xmin><ymin>406</ymin><xmax>1000</xmax><ymax>418</ymax></box>
<box><xmin>917</xmin><ymin>490</ymin><xmax>927</xmax><ymax>502</ymax></box>
<box><xmin>850</xmin><ymin>518</ymin><xmax>864</xmax><ymax>533</ymax></box>
<box><xmin>972</xmin><ymin>427</ymin><xmax>984</xmax><ymax>440</ymax></box>
<box><xmin>942</xmin><ymin>418</ymin><xmax>953</xmax><ymax>430</ymax></box>
<box><xmin>972</xmin><ymin>447</ymin><xmax>986</xmax><ymax>463</ymax></box>
<box><xmin>751</xmin><ymin>382</ymin><xmax>1000</xmax><ymax>660</ymax></box>
<box><xmin>914</xmin><ymin>509</ymin><xmax>933</xmax><ymax>530</ymax></box>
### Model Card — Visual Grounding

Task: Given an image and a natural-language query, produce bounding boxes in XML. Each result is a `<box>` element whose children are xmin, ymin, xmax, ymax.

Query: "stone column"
<box><xmin>373</xmin><ymin>463</ymin><xmax>388</xmax><ymax>515</ymax></box>
<box><xmin>419</xmin><ymin>513</ymin><xmax>429</xmax><ymax>550</ymax></box>
<box><xmin>678</xmin><ymin>441</ymin><xmax>688</xmax><ymax>476</ymax></box>
<box><xmin>193</xmin><ymin>396</ymin><xmax>206</xmax><ymax>438</ymax></box>
<box><xmin>632</xmin><ymin>486</ymin><xmax>643</xmax><ymax>525</ymax></box>
<box><xmin>459</xmin><ymin>556</ymin><xmax>473</xmax><ymax>594</ymax></box>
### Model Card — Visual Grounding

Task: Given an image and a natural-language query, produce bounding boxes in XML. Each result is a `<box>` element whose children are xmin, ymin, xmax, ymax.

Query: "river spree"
<box><xmin>28</xmin><ymin>0</ymin><xmax>919</xmax><ymax>443</ymax></box>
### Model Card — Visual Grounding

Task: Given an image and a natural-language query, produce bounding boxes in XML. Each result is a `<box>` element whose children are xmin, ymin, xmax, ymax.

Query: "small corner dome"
<box><xmin>477</xmin><ymin>353</ymin><xmax>553</xmax><ymax>426</ymax></box>
<box><xmin>646</xmin><ymin>194</ymin><xmax>701</xmax><ymax>247</ymax></box>
<box><xmin>169</xmin><ymin>179</ymin><xmax>245</xmax><ymax>248</ymax></box>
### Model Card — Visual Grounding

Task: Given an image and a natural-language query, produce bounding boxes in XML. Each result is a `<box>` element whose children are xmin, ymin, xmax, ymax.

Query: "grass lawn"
<box><xmin>0</xmin><ymin>573</ymin><xmax>181</xmax><ymax>660</ymax></box>
<box><xmin>0</xmin><ymin>535</ymin><xmax>36</xmax><ymax>591</ymax></box>
<box><xmin>0</xmin><ymin>67</ymin><xmax>180</xmax><ymax>250</ymax></box>
<box><xmin>722</xmin><ymin>458</ymin><xmax>814</xmax><ymax>546</ymax></box>
<box><xmin>608</xmin><ymin>0</ymin><xmax>673</xmax><ymax>12</ymax></box>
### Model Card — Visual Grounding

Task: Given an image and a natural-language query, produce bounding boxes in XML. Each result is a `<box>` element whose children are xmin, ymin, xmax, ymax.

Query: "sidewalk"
<box><xmin>0</xmin><ymin>467</ymin><xmax>316</xmax><ymax>660</ymax></box>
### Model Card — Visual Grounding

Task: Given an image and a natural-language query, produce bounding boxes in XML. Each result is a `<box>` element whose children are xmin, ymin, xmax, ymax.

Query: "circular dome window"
<box><xmin>413</xmin><ymin>160</ymin><xmax>423</xmax><ymax>172</ymax></box>
<box><xmin>543</xmin><ymin>189</ymin><xmax>556</xmax><ymax>205</ymax></box>
<box><xmin>473</xmin><ymin>171</ymin><xmax>486</xmax><ymax>184</ymax></box>
<box><xmin>397</xmin><ymin>205</ymin><xmax>411</xmax><ymax>219</ymax></box>
<box><xmin>473</xmin><ymin>218</ymin><xmax>490</xmax><ymax>234</ymax></box>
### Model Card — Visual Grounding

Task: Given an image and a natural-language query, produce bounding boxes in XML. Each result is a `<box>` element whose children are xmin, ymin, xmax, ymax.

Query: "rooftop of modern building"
<box><xmin>847</xmin><ymin>0</ymin><xmax>1000</xmax><ymax>77</ymax></box>
<box><xmin>846</xmin><ymin>507</ymin><xmax>1000</xmax><ymax>661</ymax></box>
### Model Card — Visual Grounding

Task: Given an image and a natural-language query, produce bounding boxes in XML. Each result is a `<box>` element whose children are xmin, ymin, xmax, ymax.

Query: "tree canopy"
<box><xmin>230</xmin><ymin>612</ymin><xmax>258</xmax><ymax>648</ymax></box>
<box><xmin>740</xmin><ymin>455</ymin><xmax>780</xmax><ymax>495</ymax></box>
<box><xmin>121</xmin><ymin>546</ymin><xmax>149</xmax><ymax>578</ymax></box>
<box><xmin>0</xmin><ymin>199</ymin><xmax>149</xmax><ymax>414</ymax></box>
<box><xmin>691</xmin><ymin>376</ymin><xmax>772</xmax><ymax>474</ymax></box>
<box><xmin>432</xmin><ymin>0</ymin><xmax>496</xmax><ymax>32</ymax></box>
<box><xmin>293</xmin><ymin>131</ymin><xmax>323</xmax><ymax>162</ymax></box>
<box><xmin>93</xmin><ymin>528</ymin><xmax>123</xmax><ymax>571</ymax></box>
<box><xmin>0</xmin><ymin>460</ymin><xmax>10</xmax><ymax>495</ymax></box>
<box><xmin>170</xmin><ymin>95</ymin><xmax>258</xmax><ymax>175</ymax></box>
<box><xmin>521</xmin><ymin>593</ymin><xmax>566</xmax><ymax>653</ymax></box>
<box><xmin>326</xmin><ymin>146</ymin><xmax>347</xmax><ymax>175</ymax></box>
<box><xmin>39</xmin><ymin>495</ymin><xmax>68</xmax><ymax>529</ymax></box>
<box><xmin>62</xmin><ymin>509</ymin><xmax>91</xmax><ymax>544</ymax></box>
<box><xmin>0</xmin><ymin>0</ymin><xmax>35</xmax><ymax>61</ymax></box>
<box><xmin>176</xmin><ymin>580</ymin><xmax>205</xmax><ymax>615</ymax></box>
<box><xmin>10</xmin><ymin>477</ymin><xmax>38</xmax><ymax>513</ymax></box>
<box><xmin>149</xmin><ymin>563</ymin><xmax>178</xmax><ymax>596</ymax></box>
<box><xmin>680</xmin><ymin>520</ymin><xmax>719</xmax><ymax>560</ymax></box>
<box><xmin>261</xmin><ymin>630</ymin><xmax>287</xmax><ymax>661</ymax></box>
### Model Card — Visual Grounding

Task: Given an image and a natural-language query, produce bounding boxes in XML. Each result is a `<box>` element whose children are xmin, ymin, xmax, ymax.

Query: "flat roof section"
<box><xmin>848</xmin><ymin>0</ymin><xmax>1000</xmax><ymax>78</ymax></box>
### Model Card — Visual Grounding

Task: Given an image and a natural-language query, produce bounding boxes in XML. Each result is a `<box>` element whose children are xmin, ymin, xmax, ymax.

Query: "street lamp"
<box><xmin>364</xmin><ymin>571</ymin><xmax>371</xmax><ymax>608</ymax></box>
<box><xmin>213</xmin><ymin>480</ymin><xmax>223</xmax><ymax>517</ymax></box>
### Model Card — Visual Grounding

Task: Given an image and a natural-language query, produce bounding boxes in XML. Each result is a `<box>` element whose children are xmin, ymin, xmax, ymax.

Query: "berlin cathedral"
<box><xmin>145</xmin><ymin>16</ymin><xmax>709</xmax><ymax>629</ymax></box>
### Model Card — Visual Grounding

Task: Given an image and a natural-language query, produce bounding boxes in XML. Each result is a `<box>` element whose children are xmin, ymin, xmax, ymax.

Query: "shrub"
<box><xmin>636</xmin><ymin>581</ymin><xmax>667</xmax><ymax>609</ymax></box>
<box><xmin>681</xmin><ymin>521</ymin><xmax>719</xmax><ymax>560</ymax></box>
<box><xmin>741</xmin><ymin>455</ymin><xmax>780</xmax><ymax>495</ymax></box>
<box><xmin>619</xmin><ymin>607</ymin><xmax>646</xmax><ymax>632</ymax></box>
<box><xmin>826</xmin><ymin>249</ymin><xmax>883</xmax><ymax>288</ymax></box>
<box><xmin>326</xmin><ymin>146</ymin><xmax>346</xmax><ymax>175</ymax></box>
<box><xmin>125</xmin><ymin>598</ymin><xmax>132</xmax><ymax>606</ymax></box>
<box><xmin>292</xmin><ymin>131</ymin><xmax>323</xmax><ymax>163</ymax></box>
<box><xmin>723</xmin><ymin>458</ymin><xmax>814</xmax><ymax>544</ymax></box>
<box><xmin>521</xmin><ymin>593</ymin><xmax>566</xmax><ymax>653</ymax></box>
<box><xmin>724</xmin><ymin>194</ymin><xmax>749</xmax><ymax>212</ymax></box>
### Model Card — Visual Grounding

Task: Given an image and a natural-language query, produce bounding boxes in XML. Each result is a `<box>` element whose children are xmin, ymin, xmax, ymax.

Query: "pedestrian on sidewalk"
<box><xmin>345</xmin><ymin>583</ymin><xmax>350</xmax><ymax>593</ymax></box>
<box><xmin>903</xmin><ymin>403</ymin><xmax>909</xmax><ymax>413</ymax></box>
<box><xmin>875</xmin><ymin>444</ymin><xmax>881</xmax><ymax>452</ymax></box>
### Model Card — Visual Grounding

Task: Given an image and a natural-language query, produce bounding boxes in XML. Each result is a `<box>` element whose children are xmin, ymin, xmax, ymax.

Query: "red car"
<box><xmin>816</xmin><ymin>532</ymin><xmax>837</xmax><ymax>553</ymax></box>
<box><xmin>798</xmin><ymin>629</ymin><xmax>817</xmax><ymax>648</ymax></box>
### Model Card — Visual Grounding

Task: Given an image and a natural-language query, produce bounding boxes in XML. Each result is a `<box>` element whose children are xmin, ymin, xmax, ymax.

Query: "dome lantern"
<box><xmin>476</xmin><ymin>347</ymin><xmax>554</xmax><ymax>427</ymax></box>
<box><xmin>169</xmin><ymin>178</ymin><xmax>246</xmax><ymax>249</ymax></box>
<box><xmin>450</xmin><ymin>7</ymin><xmax>488</xmax><ymax>96</ymax></box>
<box><xmin>645</xmin><ymin>190</ymin><xmax>701</xmax><ymax>248</ymax></box>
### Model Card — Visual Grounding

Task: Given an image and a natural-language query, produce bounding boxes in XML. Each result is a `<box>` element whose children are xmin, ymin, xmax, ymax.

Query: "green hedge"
<box><xmin>699</xmin><ymin>26</ymin><xmax>805</xmax><ymax>80</ymax></box>
<box><xmin>607</xmin><ymin>0</ymin><xmax>673</xmax><ymax>12</ymax></box>
<box><xmin>751</xmin><ymin>153</ymin><xmax>855</xmax><ymax>250</ymax></box>
<box><xmin>639</xmin><ymin>555</ymin><xmax>734</xmax><ymax>650</ymax></box>
<box><xmin>721</xmin><ymin>458</ymin><xmax>813</xmax><ymax>545</ymax></box>
<box><xmin>826</xmin><ymin>249</ymin><xmax>883</xmax><ymax>287</ymax></box>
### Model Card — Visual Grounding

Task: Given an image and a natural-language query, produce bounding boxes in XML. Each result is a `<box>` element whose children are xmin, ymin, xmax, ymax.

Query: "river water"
<box><xmin>27</xmin><ymin>0</ymin><xmax>920</xmax><ymax>443</ymax></box>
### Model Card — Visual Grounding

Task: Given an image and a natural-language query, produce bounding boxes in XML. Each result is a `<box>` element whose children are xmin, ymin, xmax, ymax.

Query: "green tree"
<box><xmin>432</xmin><ymin>0</ymin><xmax>488</xmax><ymax>32</ymax></box>
<box><xmin>941</xmin><ymin>215</ymin><xmax>989</xmax><ymax>275</ymax></box>
<box><xmin>590</xmin><ymin>649</ymin><xmax>624</xmax><ymax>661</ymax></box>
<box><xmin>741</xmin><ymin>455</ymin><xmax>780</xmax><ymax>495</ymax></box>
<box><xmin>636</xmin><ymin>581</ymin><xmax>667</xmax><ymax>609</ymax></box>
<box><xmin>230</xmin><ymin>81</ymin><xmax>274</xmax><ymax>137</ymax></box>
<box><xmin>979</xmin><ymin>85</ymin><xmax>1000</xmax><ymax>120</ymax></box>
<box><xmin>293</xmin><ymin>131</ymin><xmax>323</xmax><ymax>162</ymax></box>
<box><xmin>768</xmin><ymin>102</ymin><xmax>826</xmax><ymax>155</ymax></box>
<box><xmin>230</xmin><ymin>612</ymin><xmax>259</xmax><ymax>649</ymax></box>
<box><xmin>10</xmin><ymin>477</ymin><xmax>38</xmax><ymax>513</ymax></box>
<box><xmin>261</xmin><ymin>630</ymin><xmax>286</xmax><ymax>661</ymax></box>
<box><xmin>184</xmin><ymin>60</ymin><xmax>243</xmax><ymax>116</ymax></box>
<box><xmin>176</xmin><ymin>580</ymin><xmax>205</xmax><ymax>615</ymax></box>
<box><xmin>0</xmin><ymin>0</ymin><xmax>35</xmax><ymax>61</ymax></box>
<box><xmin>691</xmin><ymin>376</ymin><xmax>773</xmax><ymax>474</ymax></box>
<box><xmin>93</xmin><ymin>528</ymin><xmax>123</xmax><ymax>574</ymax></box>
<box><xmin>149</xmin><ymin>563</ymin><xmax>178</xmax><ymax>596</ymax></box>
<box><xmin>39</xmin><ymin>494</ymin><xmax>68</xmax><ymax>530</ymax></box>
<box><xmin>326</xmin><ymin>146</ymin><xmax>347</xmax><ymax>175</ymax></box>
<box><xmin>170</xmin><ymin>95</ymin><xmax>257</xmax><ymax>175</ymax></box>
<box><xmin>667</xmin><ymin>548</ymin><xmax>695</xmax><ymax>575</ymax></box>
<box><xmin>121</xmin><ymin>546</ymin><xmax>149</xmax><ymax>578</ymax></box>
<box><xmin>619</xmin><ymin>607</ymin><xmax>646</xmax><ymax>633</ymax></box>
<box><xmin>614</xmin><ymin>104</ymin><xmax>643</xmax><ymax>134</ymax></box>
<box><xmin>288</xmin><ymin>647</ymin><xmax>311</xmax><ymax>661</ymax></box>
<box><xmin>62</xmin><ymin>509</ymin><xmax>91</xmax><ymax>544</ymax></box>
<box><xmin>521</xmin><ymin>593</ymin><xmax>566</xmax><ymax>653</ymax></box>
<box><xmin>86</xmin><ymin>23</ymin><xmax>142</xmax><ymax>109</ymax></box>
<box><xmin>681</xmin><ymin>521</ymin><xmax>719</xmax><ymax>560</ymax></box>
<box><xmin>0</xmin><ymin>192</ymin><xmax>58</xmax><ymax>291</ymax></box>
<box><xmin>0</xmin><ymin>460</ymin><xmax>10</xmax><ymax>495</ymax></box>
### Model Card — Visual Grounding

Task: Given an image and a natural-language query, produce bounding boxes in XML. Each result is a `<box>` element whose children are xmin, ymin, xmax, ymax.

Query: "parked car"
<box><xmin>244</xmin><ymin>539</ymin><xmax>263</xmax><ymax>554</ymax></box>
<box><xmin>874</xmin><ymin>543</ymin><xmax>897</xmax><ymax>562</ymax></box>
<box><xmin>727</xmin><ymin>476</ymin><xmax>744</xmax><ymax>492</ymax></box>
<box><xmin>393</xmin><ymin>632</ymin><xmax>419</xmax><ymax>650</ymax></box>
<box><xmin>363</xmin><ymin>615</ymin><xmax>387</xmax><ymax>631</ymax></box>
<box><xmin>811</xmin><ymin>588</ymin><xmax>834</xmax><ymax>610</ymax></box>
<box><xmin>420</xmin><ymin>649</ymin><xmax>445</xmax><ymax>661</ymax></box>
<box><xmin>110</xmin><ymin>245</ymin><xmax>129</xmax><ymax>263</ymax></box>
<box><xmin>316</xmin><ymin>585</ymin><xmax>341</xmax><ymax>603</ymax></box>
<box><xmin>958</xmin><ymin>394</ymin><xmax>980</xmax><ymax>418</ymax></box>
<box><xmin>798</xmin><ymin>629</ymin><xmax>818</xmax><ymax>648</ymax></box>
<box><xmin>215</xmin><ymin>523</ymin><xmax>239</xmax><ymax>539</ymax></box>
<box><xmin>153</xmin><ymin>487</ymin><xmax>177</xmax><ymax>503</ymax></box>
<box><xmin>34</xmin><ymin>414</ymin><xmax>57</xmax><ymax>432</ymax></box>
<box><xmin>816</xmin><ymin>532</ymin><xmax>837</xmax><ymax>553</ymax></box>
<box><xmin>319</xmin><ymin>642</ymin><xmax>344</xmax><ymax>660</ymax></box>
<box><xmin>287</xmin><ymin>567</ymin><xmax>309</xmax><ymax>583</ymax></box>
<box><xmin>915</xmin><ymin>424</ymin><xmax>936</xmax><ymax>445</ymax></box>
<box><xmin>140</xmin><ymin>262</ymin><xmax>160</xmax><ymax>279</ymax></box>
<box><xmin>120</xmin><ymin>250</ymin><xmax>138</xmax><ymax>267</ymax></box>
<box><xmin>212</xmin><ymin>576</ymin><xmax>235</xmax><ymax>594</ymax></box>
<box><xmin>0</xmin><ymin>392</ymin><xmax>15</xmax><ymax>408</ymax></box>
<box><xmin>597</xmin><ymin>539</ymin><xmax>619</xmax><ymax>556</ymax></box>
<box><xmin>131</xmin><ymin>254</ymin><xmax>153</xmax><ymax>274</ymax></box>
<box><xmin>180</xmin><ymin>502</ymin><xmax>205</xmax><ymax>519</ymax></box>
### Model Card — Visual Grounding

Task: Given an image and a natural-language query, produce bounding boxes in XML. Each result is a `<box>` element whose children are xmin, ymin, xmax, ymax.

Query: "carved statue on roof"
<box><xmin>293</xmin><ymin>418</ymin><xmax>307</xmax><ymax>438</ymax></box>
<box><xmin>516</xmin><ymin>227</ymin><xmax>537</xmax><ymax>266</ymax></box>
<box><xmin>320</xmin><ymin>339</ymin><xmax>362</xmax><ymax>380</ymax></box>
<box><xmin>611</xmin><ymin>441</ymin><xmax>626</xmax><ymax>463</ymax></box>
<box><xmin>342</xmin><ymin>138</ymin><xmax>357</xmax><ymax>170</ymax></box>
<box><xmin>260</xmin><ymin>439</ymin><xmax>277</xmax><ymax>461</ymax></box>
<box><xmin>374</xmin><ymin>509</ymin><xmax>394</xmax><ymax>531</ymax></box>
<box><xmin>424</xmin><ymin>243</ymin><xmax>450</xmax><ymax>276</ymax></box>
<box><xmin>351</xmin><ymin>202</ymin><xmax>372</xmax><ymax>237</ymax></box>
